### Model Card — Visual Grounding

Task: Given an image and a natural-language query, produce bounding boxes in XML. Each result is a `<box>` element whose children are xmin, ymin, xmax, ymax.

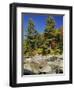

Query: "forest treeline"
<box><xmin>23</xmin><ymin>16</ymin><xmax>63</xmax><ymax>57</ymax></box>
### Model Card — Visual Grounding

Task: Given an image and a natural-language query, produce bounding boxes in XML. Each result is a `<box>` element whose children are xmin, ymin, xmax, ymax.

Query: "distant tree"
<box><xmin>58</xmin><ymin>27</ymin><xmax>63</xmax><ymax>54</ymax></box>
<box><xmin>52</xmin><ymin>27</ymin><xmax>63</xmax><ymax>54</ymax></box>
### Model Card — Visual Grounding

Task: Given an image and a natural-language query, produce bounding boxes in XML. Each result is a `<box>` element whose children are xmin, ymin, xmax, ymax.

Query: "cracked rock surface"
<box><xmin>23</xmin><ymin>55</ymin><xmax>63</xmax><ymax>75</ymax></box>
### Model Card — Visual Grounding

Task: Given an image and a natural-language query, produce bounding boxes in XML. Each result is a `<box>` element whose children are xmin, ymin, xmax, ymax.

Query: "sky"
<box><xmin>22</xmin><ymin>13</ymin><xmax>63</xmax><ymax>34</ymax></box>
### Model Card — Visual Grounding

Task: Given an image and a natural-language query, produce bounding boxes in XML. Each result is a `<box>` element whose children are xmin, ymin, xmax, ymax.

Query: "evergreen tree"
<box><xmin>44</xmin><ymin>16</ymin><xmax>55</xmax><ymax>39</ymax></box>
<box><xmin>24</xmin><ymin>18</ymin><xmax>38</xmax><ymax>57</ymax></box>
<box><xmin>43</xmin><ymin>16</ymin><xmax>56</xmax><ymax>54</ymax></box>
<box><xmin>23</xmin><ymin>16</ymin><xmax>63</xmax><ymax>57</ymax></box>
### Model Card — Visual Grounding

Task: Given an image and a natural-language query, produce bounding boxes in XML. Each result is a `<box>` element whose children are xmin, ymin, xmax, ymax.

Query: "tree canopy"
<box><xmin>23</xmin><ymin>16</ymin><xmax>63</xmax><ymax>57</ymax></box>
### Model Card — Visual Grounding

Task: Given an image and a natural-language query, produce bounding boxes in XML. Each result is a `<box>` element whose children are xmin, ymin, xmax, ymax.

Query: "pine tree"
<box><xmin>44</xmin><ymin>16</ymin><xmax>55</xmax><ymax>39</ymax></box>
<box><xmin>24</xmin><ymin>18</ymin><xmax>38</xmax><ymax>57</ymax></box>
<box><xmin>43</xmin><ymin>16</ymin><xmax>56</xmax><ymax>54</ymax></box>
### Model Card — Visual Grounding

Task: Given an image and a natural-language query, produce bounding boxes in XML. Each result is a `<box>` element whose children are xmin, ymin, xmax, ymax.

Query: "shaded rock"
<box><xmin>39</xmin><ymin>65</ymin><xmax>52</xmax><ymax>73</ymax></box>
<box><xmin>23</xmin><ymin>69</ymin><xmax>35</xmax><ymax>75</ymax></box>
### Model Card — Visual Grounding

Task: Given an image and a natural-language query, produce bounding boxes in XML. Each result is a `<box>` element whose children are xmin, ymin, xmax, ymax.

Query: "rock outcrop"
<box><xmin>23</xmin><ymin>55</ymin><xmax>63</xmax><ymax>75</ymax></box>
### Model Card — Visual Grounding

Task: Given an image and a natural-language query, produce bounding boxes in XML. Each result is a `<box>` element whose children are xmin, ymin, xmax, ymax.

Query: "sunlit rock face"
<box><xmin>23</xmin><ymin>55</ymin><xmax>63</xmax><ymax>75</ymax></box>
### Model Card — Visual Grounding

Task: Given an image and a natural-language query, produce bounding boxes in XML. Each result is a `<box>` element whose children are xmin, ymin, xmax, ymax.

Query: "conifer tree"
<box><xmin>24</xmin><ymin>18</ymin><xmax>38</xmax><ymax>57</ymax></box>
